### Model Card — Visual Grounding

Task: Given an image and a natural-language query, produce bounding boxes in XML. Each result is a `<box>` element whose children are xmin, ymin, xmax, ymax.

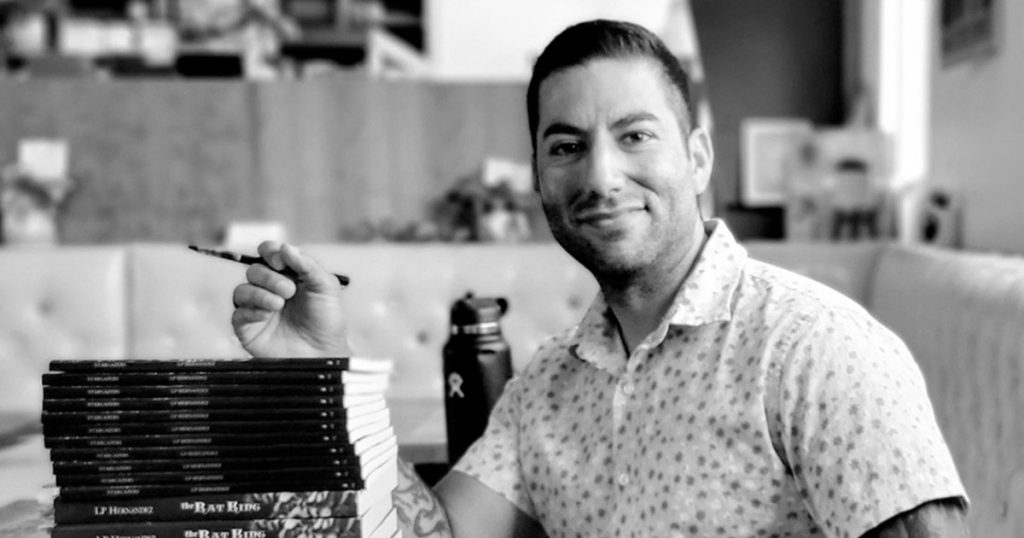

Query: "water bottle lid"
<box><xmin>450</xmin><ymin>292</ymin><xmax>508</xmax><ymax>327</ymax></box>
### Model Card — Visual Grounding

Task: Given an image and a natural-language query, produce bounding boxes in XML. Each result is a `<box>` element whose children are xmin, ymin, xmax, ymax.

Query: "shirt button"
<box><xmin>618</xmin><ymin>473</ymin><xmax>630</xmax><ymax>486</ymax></box>
<box><xmin>621</xmin><ymin>382</ymin><xmax>636</xmax><ymax>396</ymax></box>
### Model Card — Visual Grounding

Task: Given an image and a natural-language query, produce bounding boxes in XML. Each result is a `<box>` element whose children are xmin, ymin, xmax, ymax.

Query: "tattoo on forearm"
<box><xmin>392</xmin><ymin>458</ymin><xmax>453</xmax><ymax>537</ymax></box>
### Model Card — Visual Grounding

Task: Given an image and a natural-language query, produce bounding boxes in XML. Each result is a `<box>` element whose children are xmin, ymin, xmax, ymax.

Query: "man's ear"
<box><xmin>687</xmin><ymin>127</ymin><xmax>714</xmax><ymax>195</ymax></box>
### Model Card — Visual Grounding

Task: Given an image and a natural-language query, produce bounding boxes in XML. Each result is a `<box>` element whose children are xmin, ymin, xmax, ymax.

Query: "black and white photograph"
<box><xmin>0</xmin><ymin>1</ymin><xmax>1020</xmax><ymax>537</ymax></box>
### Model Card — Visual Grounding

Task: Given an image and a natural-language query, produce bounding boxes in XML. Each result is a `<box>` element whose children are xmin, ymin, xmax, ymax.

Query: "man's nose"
<box><xmin>583</xmin><ymin>137</ymin><xmax>626</xmax><ymax>195</ymax></box>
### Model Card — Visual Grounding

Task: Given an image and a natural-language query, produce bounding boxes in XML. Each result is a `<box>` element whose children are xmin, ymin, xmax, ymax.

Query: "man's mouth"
<box><xmin>572</xmin><ymin>205</ymin><xmax>645</xmax><ymax>227</ymax></box>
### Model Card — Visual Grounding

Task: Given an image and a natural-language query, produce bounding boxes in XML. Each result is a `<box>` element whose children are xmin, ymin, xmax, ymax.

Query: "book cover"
<box><xmin>48</xmin><ymin>357</ymin><xmax>393</xmax><ymax>374</ymax></box>
<box><xmin>53</xmin><ymin>458</ymin><xmax>397</xmax><ymax>524</ymax></box>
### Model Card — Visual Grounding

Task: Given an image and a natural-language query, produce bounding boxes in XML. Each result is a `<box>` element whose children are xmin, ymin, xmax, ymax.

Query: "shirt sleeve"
<box><xmin>451</xmin><ymin>374</ymin><xmax>536</xmax><ymax>518</ymax></box>
<box><xmin>773</xmin><ymin>307</ymin><xmax>968</xmax><ymax>538</ymax></box>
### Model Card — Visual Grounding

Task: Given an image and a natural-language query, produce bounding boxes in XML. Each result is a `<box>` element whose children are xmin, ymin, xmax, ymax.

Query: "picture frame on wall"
<box><xmin>739</xmin><ymin>118</ymin><xmax>812</xmax><ymax>207</ymax></box>
<box><xmin>941</xmin><ymin>0</ymin><xmax>1000</xmax><ymax>66</ymax></box>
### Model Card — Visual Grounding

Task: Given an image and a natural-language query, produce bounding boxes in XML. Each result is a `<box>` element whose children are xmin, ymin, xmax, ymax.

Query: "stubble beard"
<box><xmin>543</xmin><ymin>203</ymin><xmax>651</xmax><ymax>286</ymax></box>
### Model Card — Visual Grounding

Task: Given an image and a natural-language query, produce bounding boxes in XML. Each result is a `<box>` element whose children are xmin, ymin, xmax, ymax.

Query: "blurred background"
<box><xmin>0</xmin><ymin>0</ymin><xmax>1018</xmax><ymax>255</ymax></box>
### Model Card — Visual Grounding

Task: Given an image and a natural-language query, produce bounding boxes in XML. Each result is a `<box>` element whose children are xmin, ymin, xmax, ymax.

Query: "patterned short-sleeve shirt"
<box><xmin>454</xmin><ymin>220</ymin><xmax>967</xmax><ymax>538</ymax></box>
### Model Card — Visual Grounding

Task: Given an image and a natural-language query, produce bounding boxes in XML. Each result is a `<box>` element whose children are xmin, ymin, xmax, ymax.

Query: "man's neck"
<box><xmin>603</xmin><ymin>221</ymin><xmax>709</xmax><ymax>354</ymax></box>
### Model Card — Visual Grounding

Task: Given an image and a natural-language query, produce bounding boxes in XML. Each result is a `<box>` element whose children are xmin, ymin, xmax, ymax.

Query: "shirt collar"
<box><xmin>568</xmin><ymin>219</ymin><xmax>746</xmax><ymax>371</ymax></box>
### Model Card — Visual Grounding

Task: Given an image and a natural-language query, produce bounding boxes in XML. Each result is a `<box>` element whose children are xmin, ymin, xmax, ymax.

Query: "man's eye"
<box><xmin>550</xmin><ymin>142</ymin><xmax>583</xmax><ymax>156</ymax></box>
<box><xmin>623</xmin><ymin>131</ymin><xmax>654</xmax><ymax>144</ymax></box>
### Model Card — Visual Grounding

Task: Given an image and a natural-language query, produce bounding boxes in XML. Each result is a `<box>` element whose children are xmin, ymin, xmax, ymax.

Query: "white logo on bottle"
<box><xmin>448</xmin><ymin>373</ymin><xmax>465</xmax><ymax>398</ymax></box>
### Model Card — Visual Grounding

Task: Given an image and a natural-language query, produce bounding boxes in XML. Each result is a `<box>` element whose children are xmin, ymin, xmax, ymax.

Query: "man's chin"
<box><xmin>562</xmin><ymin>237</ymin><xmax>643</xmax><ymax>277</ymax></box>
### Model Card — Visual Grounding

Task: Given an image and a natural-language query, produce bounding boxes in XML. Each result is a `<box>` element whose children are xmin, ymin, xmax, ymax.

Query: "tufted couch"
<box><xmin>0</xmin><ymin>240</ymin><xmax>1021</xmax><ymax>536</ymax></box>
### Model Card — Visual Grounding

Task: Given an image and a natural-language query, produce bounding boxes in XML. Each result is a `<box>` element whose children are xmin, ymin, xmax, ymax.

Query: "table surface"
<box><xmin>0</xmin><ymin>398</ymin><xmax>447</xmax><ymax>535</ymax></box>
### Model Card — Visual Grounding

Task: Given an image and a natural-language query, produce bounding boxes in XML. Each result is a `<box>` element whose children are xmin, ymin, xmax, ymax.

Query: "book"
<box><xmin>42</xmin><ymin>370</ymin><xmax>388</xmax><ymax>387</ymax></box>
<box><xmin>50</xmin><ymin>512</ymin><xmax>397</xmax><ymax>538</ymax></box>
<box><xmin>57</xmin><ymin>478</ymin><xmax>377</xmax><ymax>502</ymax></box>
<box><xmin>51</xmin><ymin>437</ymin><xmax>398</xmax><ymax>477</ymax></box>
<box><xmin>55</xmin><ymin>442</ymin><xmax>397</xmax><ymax>487</ymax></box>
<box><xmin>43</xmin><ymin>414</ymin><xmax>384</xmax><ymax>437</ymax></box>
<box><xmin>48</xmin><ymin>357</ymin><xmax>393</xmax><ymax>374</ymax></box>
<box><xmin>55</xmin><ymin>454</ymin><xmax>396</xmax><ymax>502</ymax></box>
<box><xmin>49</xmin><ymin>428</ymin><xmax>395</xmax><ymax>463</ymax></box>
<box><xmin>41</xmin><ymin>402</ymin><xmax>387</xmax><ymax>425</ymax></box>
<box><xmin>42</xmin><ymin>393</ymin><xmax>388</xmax><ymax>413</ymax></box>
<box><xmin>53</xmin><ymin>457</ymin><xmax>398</xmax><ymax>524</ymax></box>
<box><xmin>46</xmin><ymin>410</ymin><xmax>392</xmax><ymax>452</ymax></box>
<box><xmin>43</xmin><ymin>383</ymin><xmax>364</xmax><ymax>399</ymax></box>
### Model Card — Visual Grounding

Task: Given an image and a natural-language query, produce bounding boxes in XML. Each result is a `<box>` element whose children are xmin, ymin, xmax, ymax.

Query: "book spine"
<box><xmin>50</xmin><ymin>516</ymin><xmax>365</xmax><ymax>538</ymax></box>
<box><xmin>53</xmin><ymin>490</ymin><xmax>371</xmax><ymax>524</ymax></box>
<box><xmin>43</xmin><ymin>395</ymin><xmax>352</xmax><ymax>412</ymax></box>
<box><xmin>42</xmin><ymin>371</ymin><xmax>351</xmax><ymax>386</ymax></box>
<box><xmin>48</xmin><ymin>357</ymin><xmax>387</xmax><ymax>373</ymax></box>
<box><xmin>44</xmin><ymin>431</ymin><xmax>362</xmax><ymax>449</ymax></box>
<box><xmin>43</xmin><ymin>384</ymin><xmax>346</xmax><ymax>398</ymax></box>
<box><xmin>49</xmin><ymin>443</ymin><xmax>358</xmax><ymax>462</ymax></box>
<box><xmin>52</xmin><ymin>455</ymin><xmax>375</xmax><ymax>475</ymax></box>
<box><xmin>57</xmin><ymin>478</ymin><xmax>369</xmax><ymax>501</ymax></box>
<box><xmin>55</xmin><ymin>466</ymin><xmax>375</xmax><ymax>487</ymax></box>
<box><xmin>42</xmin><ymin>407</ymin><xmax>351</xmax><ymax>424</ymax></box>
<box><xmin>43</xmin><ymin>401</ymin><xmax>387</xmax><ymax>425</ymax></box>
<box><xmin>48</xmin><ymin>430</ymin><xmax>393</xmax><ymax>463</ymax></box>
<box><xmin>43</xmin><ymin>418</ymin><xmax>367</xmax><ymax>437</ymax></box>
<box><xmin>54</xmin><ymin>461</ymin><xmax>399</xmax><ymax>524</ymax></box>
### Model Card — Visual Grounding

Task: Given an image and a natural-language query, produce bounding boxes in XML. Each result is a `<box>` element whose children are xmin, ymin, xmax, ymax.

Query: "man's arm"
<box><xmin>861</xmin><ymin>498</ymin><xmax>969</xmax><ymax>538</ymax></box>
<box><xmin>392</xmin><ymin>458</ymin><xmax>547</xmax><ymax>538</ymax></box>
<box><xmin>392</xmin><ymin>459</ymin><xmax>451</xmax><ymax>537</ymax></box>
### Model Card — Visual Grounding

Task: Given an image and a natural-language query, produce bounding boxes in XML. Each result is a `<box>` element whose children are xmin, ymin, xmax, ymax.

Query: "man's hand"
<box><xmin>230</xmin><ymin>241</ymin><xmax>351</xmax><ymax>358</ymax></box>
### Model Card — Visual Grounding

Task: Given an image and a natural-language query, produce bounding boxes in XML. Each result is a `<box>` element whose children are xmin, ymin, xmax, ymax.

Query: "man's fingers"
<box><xmin>231</xmin><ymin>306</ymin><xmax>273</xmax><ymax>325</ymax></box>
<box><xmin>256</xmin><ymin>240</ymin><xmax>285</xmax><ymax>271</ymax></box>
<box><xmin>244</xmin><ymin>264</ymin><xmax>298</xmax><ymax>299</ymax></box>
<box><xmin>279</xmin><ymin>243</ymin><xmax>336</xmax><ymax>289</ymax></box>
<box><xmin>232</xmin><ymin>283</ymin><xmax>286</xmax><ymax>312</ymax></box>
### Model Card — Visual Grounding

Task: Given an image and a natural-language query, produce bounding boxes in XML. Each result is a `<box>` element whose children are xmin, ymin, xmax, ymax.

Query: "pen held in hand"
<box><xmin>187</xmin><ymin>245</ymin><xmax>350</xmax><ymax>287</ymax></box>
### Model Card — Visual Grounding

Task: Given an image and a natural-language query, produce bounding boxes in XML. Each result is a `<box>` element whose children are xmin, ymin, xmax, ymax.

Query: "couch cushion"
<box><xmin>128</xmin><ymin>244</ymin><xmax>251</xmax><ymax>361</ymax></box>
<box><xmin>0</xmin><ymin>246</ymin><xmax>127</xmax><ymax>418</ymax></box>
<box><xmin>869</xmin><ymin>244</ymin><xmax>1024</xmax><ymax>535</ymax></box>
<box><xmin>305</xmin><ymin>244</ymin><xmax>598</xmax><ymax>401</ymax></box>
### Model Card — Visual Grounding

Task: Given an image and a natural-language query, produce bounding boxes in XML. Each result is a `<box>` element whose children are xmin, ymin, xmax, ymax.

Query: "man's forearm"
<box><xmin>392</xmin><ymin>458</ymin><xmax>454</xmax><ymax>538</ymax></box>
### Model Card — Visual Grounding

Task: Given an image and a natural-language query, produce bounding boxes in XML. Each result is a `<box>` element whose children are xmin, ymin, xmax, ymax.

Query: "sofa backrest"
<box><xmin>0</xmin><ymin>241</ymin><xmax>883</xmax><ymax>416</ymax></box>
<box><xmin>0</xmin><ymin>247</ymin><xmax>127</xmax><ymax>415</ymax></box>
<box><xmin>869</xmin><ymin>244</ymin><xmax>1024</xmax><ymax>536</ymax></box>
<box><xmin>744</xmin><ymin>241</ymin><xmax>882</xmax><ymax>306</ymax></box>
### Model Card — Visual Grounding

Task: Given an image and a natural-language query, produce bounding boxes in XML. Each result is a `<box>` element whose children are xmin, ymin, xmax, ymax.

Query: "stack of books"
<box><xmin>41</xmin><ymin>357</ymin><xmax>399</xmax><ymax>538</ymax></box>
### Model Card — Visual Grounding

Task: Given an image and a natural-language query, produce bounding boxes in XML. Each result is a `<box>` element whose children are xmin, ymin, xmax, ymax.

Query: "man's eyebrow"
<box><xmin>611</xmin><ymin>111</ymin><xmax>659</xmax><ymax>130</ymax></box>
<box><xmin>541</xmin><ymin>122</ymin><xmax>584</xmax><ymax>140</ymax></box>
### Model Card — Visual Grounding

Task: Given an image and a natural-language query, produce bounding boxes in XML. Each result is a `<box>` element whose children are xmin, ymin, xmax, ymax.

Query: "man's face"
<box><xmin>534</xmin><ymin>57</ymin><xmax>713</xmax><ymax>281</ymax></box>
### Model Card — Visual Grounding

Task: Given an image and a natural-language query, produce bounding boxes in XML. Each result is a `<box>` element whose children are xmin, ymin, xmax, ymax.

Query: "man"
<box><xmin>231</xmin><ymin>20</ymin><xmax>969</xmax><ymax>538</ymax></box>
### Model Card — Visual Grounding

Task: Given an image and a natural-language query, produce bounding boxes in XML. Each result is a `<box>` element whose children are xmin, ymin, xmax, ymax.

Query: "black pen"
<box><xmin>188</xmin><ymin>245</ymin><xmax>350</xmax><ymax>287</ymax></box>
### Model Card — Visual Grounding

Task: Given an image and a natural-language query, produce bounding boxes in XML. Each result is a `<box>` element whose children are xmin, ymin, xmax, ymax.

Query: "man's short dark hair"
<box><xmin>526</xmin><ymin>19</ymin><xmax>694</xmax><ymax>151</ymax></box>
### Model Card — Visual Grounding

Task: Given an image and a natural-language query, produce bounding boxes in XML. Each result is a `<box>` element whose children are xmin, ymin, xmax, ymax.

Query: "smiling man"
<box><xmin>231</xmin><ymin>20</ymin><xmax>969</xmax><ymax>538</ymax></box>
